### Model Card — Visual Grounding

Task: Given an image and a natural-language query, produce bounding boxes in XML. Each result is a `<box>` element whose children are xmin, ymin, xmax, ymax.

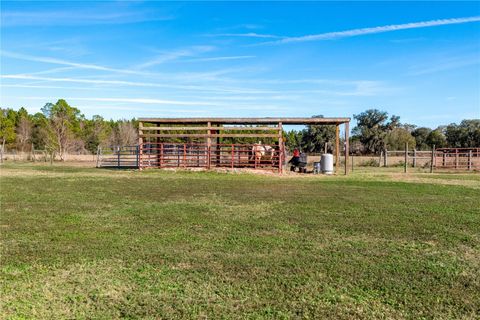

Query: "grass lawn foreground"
<box><xmin>1</xmin><ymin>163</ymin><xmax>479</xmax><ymax>319</ymax></box>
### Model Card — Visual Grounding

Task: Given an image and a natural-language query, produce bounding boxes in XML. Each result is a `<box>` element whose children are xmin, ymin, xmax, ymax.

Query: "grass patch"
<box><xmin>1</xmin><ymin>164</ymin><xmax>479</xmax><ymax>318</ymax></box>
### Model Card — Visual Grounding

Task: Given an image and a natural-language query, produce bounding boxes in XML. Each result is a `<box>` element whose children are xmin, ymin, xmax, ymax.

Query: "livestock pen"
<box><xmin>137</xmin><ymin>117</ymin><xmax>351</xmax><ymax>174</ymax></box>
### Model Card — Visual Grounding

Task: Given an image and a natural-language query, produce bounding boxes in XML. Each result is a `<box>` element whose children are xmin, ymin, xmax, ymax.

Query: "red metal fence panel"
<box><xmin>140</xmin><ymin>142</ymin><xmax>282</xmax><ymax>172</ymax></box>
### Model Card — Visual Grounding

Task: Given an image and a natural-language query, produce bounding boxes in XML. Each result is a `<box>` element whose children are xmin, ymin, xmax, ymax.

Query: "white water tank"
<box><xmin>320</xmin><ymin>154</ymin><xmax>334</xmax><ymax>174</ymax></box>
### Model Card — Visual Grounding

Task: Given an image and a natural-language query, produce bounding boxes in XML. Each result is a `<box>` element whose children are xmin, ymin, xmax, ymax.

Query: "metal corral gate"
<box><xmin>97</xmin><ymin>143</ymin><xmax>282</xmax><ymax>171</ymax></box>
<box><xmin>140</xmin><ymin>142</ymin><xmax>282</xmax><ymax>171</ymax></box>
<box><xmin>434</xmin><ymin>148</ymin><xmax>480</xmax><ymax>171</ymax></box>
<box><xmin>97</xmin><ymin>146</ymin><xmax>139</xmax><ymax>168</ymax></box>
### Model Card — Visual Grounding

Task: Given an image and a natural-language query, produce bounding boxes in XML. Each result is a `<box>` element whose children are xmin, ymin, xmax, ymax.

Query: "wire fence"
<box><xmin>377</xmin><ymin>147</ymin><xmax>480</xmax><ymax>171</ymax></box>
<box><xmin>3</xmin><ymin>144</ymin><xmax>479</xmax><ymax>173</ymax></box>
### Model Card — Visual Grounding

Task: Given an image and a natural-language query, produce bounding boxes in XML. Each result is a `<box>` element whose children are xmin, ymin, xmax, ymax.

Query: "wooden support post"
<box><xmin>404</xmin><ymin>142</ymin><xmax>408</xmax><ymax>173</ymax></box>
<box><xmin>351</xmin><ymin>153</ymin><xmax>354</xmax><ymax>172</ymax></box>
<box><xmin>278</xmin><ymin>122</ymin><xmax>283</xmax><ymax>173</ymax></box>
<box><xmin>379</xmin><ymin>150</ymin><xmax>383</xmax><ymax>167</ymax></box>
<box><xmin>157</xmin><ymin>123</ymin><xmax>161</xmax><ymax>168</ymax></box>
<box><xmin>216</xmin><ymin>127</ymin><xmax>221</xmax><ymax>166</ymax></box>
<box><xmin>335</xmin><ymin>124</ymin><xmax>340</xmax><ymax>174</ymax></box>
<box><xmin>207</xmin><ymin>122</ymin><xmax>211</xmax><ymax>169</ymax></box>
<box><xmin>430</xmin><ymin>145</ymin><xmax>435</xmax><ymax>173</ymax></box>
<box><xmin>138</xmin><ymin>121</ymin><xmax>143</xmax><ymax>170</ymax></box>
<box><xmin>442</xmin><ymin>152</ymin><xmax>446</xmax><ymax>167</ymax></box>
<box><xmin>160</xmin><ymin>143</ymin><xmax>164</xmax><ymax>168</ymax></box>
<box><xmin>413</xmin><ymin>149</ymin><xmax>417</xmax><ymax>168</ymax></box>
<box><xmin>344</xmin><ymin>121</ymin><xmax>349</xmax><ymax>175</ymax></box>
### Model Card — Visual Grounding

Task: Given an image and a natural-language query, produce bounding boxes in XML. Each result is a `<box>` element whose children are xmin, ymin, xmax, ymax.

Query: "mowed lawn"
<box><xmin>1</xmin><ymin>164</ymin><xmax>479</xmax><ymax>319</ymax></box>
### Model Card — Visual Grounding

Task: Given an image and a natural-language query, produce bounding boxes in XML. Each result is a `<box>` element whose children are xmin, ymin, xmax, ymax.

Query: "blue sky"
<box><xmin>1</xmin><ymin>1</ymin><xmax>479</xmax><ymax>129</ymax></box>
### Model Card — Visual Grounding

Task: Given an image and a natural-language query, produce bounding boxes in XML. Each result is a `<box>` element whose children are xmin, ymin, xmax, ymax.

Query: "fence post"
<box><xmin>160</xmin><ymin>143</ymin><xmax>164</xmax><ymax>168</ymax></box>
<box><xmin>96</xmin><ymin>146</ymin><xmax>101</xmax><ymax>168</ymax></box>
<box><xmin>455</xmin><ymin>149</ymin><xmax>458</xmax><ymax>169</ymax></box>
<box><xmin>413</xmin><ymin>149</ymin><xmax>417</xmax><ymax>168</ymax></box>
<box><xmin>351</xmin><ymin>153</ymin><xmax>354</xmax><ymax>172</ymax></box>
<box><xmin>468</xmin><ymin>150</ymin><xmax>472</xmax><ymax>171</ymax></box>
<box><xmin>430</xmin><ymin>145</ymin><xmax>435</xmax><ymax>173</ymax></box>
<box><xmin>183</xmin><ymin>144</ymin><xmax>187</xmax><ymax>167</ymax></box>
<box><xmin>136</xmin><ymin>145</ymin><xmax>139</xmax><ymax>168</ymax></box>
<box><xmin>177</xmin><ymin>145</ymin><xmax>180</xmax><ymax>167</ymax></box>
<box><xmin>139</xmin><ymin>143</ymin><xmax>143</xmax><ymax>170</ymax></box>
<box><xmin>117</xmin><ymin>146</ymin><xmax>120</xmax><ymax>168</ymax></box>
<box><xmin>197</xmin><ymin>146</ymin><xmax>200</xmax><ymax>167</ymax></box>
<box><xmin>31</xmin><ymin>144</ymin><xmax>35</xmax><ymax>162</ymax></box>
<box><xmin>231</xmin><ymin>144</ymin><xmax>234</xmax><ymax>169</ymax></box>
<box><xmin>379</xmin><ymin>150</ymin><xmax>383</xmax><ymax>167</ymax></box>
<box><xmin>404</xmin><ymin>142</ymin><xmax>408</xmax><ymax>173</ymax></box>
<box><xmin>442</xmin><ymin>152</ymin><xmax>446</xmax><ymax>167</ymax></box>
<box><xmin>237</xmin><ymin>145</ymin><xmax>241</xmax><ymax>169</ymax></box>
<box><xmin>384</xmin><ymin>148</ymin><xmax>388</xmax><ymax>167</ymax></box>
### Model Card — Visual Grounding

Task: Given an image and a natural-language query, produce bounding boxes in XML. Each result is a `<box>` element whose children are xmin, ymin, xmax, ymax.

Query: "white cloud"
<box><xmin>0</xmin><ymin>84</ymin><xmax>104</xmax><ymax>91</ymax></box>
<box><xmin>27</xmin><ymin>67</ymin><xmax>78</xmax><ymax>76</ymax></box>
<box><xmin>2</xmin><ymin>73</ymin><xmax>398</xmax><ymax>97</ymax></box>
<box><xmin>60</xmin><ymin>97</ymin><xmax>221</xmax><ymax>106</ymax></box>
<box><xmin>135</xmin><ymin>46</ymin><xmax>216</xmax><ymax>69</ymax></box>
<box><xmin>14</xmin><ymin>96</ymin><xmax>226</xmax><ymax>107</ymax></box>
<box><xmin>408</xmin><ymin>55</ymin><xmax>480</xmax><ymax>75</ymax></box>
<box><xmin>1</xmin><ymin>3</ymin><xmax>174</xmax><ymax>27</ymax></box>
<box><xmin>75</xmin><ymin>105</ymin><xmax>209</xmax><ymax>114</ymax></box>
<box><xmin>207</xmin><ymin>32</ymin><xmax>283</xmax><ymax>39</ymax></box>
<box><xmin>1</xmin><ymin>74</ymin><xmax>280</xmax><ymax>94</ymax></box>
<box><xmin>0</xmin><ymin>50</ymin><xmax>148</xmax><ymax>75</ymax></box>
<box><xmin>183</xmin><ymin>55</ymin><xmax>255</xmax><ymax>62</ymax></box>
<box><xmin>266</xmin><ymin>16</ymin><xmax>480</xmax><ymax>44</ymax></box>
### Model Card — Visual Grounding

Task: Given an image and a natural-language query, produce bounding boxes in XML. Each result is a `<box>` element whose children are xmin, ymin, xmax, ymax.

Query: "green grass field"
<box><xmin>1</xmin><ymin>163</ymin><xmax>479</xmax><ymax>319</ymax></box>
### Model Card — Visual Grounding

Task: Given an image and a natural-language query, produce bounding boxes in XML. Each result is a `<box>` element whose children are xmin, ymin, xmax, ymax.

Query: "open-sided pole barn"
<box><xmin>138</xmin><ymin>117</ymin><xmax>351</xmax><ymax>174</ymax></box>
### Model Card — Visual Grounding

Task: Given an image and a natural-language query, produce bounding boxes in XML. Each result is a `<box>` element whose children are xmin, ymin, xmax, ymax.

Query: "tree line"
<box><xmin>284</xmin><ymin>110</ymin><xmax>479</xmax><ymax>154</ymax></box>
<box><xmin>1</xmin><ymin>99</ymin><xmax>138</xmax><ymax>160</ymax></box>
<box><xmin>1</xmin><ymin>100</ymin><xmax>479</xmax><ymax>159</ymax></box>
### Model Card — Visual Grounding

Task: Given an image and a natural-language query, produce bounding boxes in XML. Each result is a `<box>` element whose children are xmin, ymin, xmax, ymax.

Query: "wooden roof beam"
<box><xmin>138</xmin><ymin>117</ymin><xmax>350</xmax><ymax>125</ymax></box>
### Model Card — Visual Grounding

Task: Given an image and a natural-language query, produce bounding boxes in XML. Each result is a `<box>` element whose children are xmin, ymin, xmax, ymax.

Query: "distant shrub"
<box><xmin>391</xmin><ymin>161</ymin><xmax>405</xmax><ymax>167</ymax></box>
<box><xmin>359</xmin><ymin>159</ymin><xmax>379</xmax><ymax>167</ymax></box>
<box><xmin>422</xmin><ymin>161</ymin><xmax>432</xmax><ymax>169</ymax></box>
